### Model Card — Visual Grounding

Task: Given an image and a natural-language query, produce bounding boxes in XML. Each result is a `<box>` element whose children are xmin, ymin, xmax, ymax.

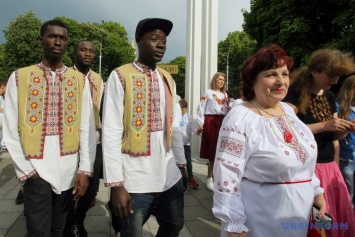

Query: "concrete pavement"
<box><xmin>0</xmin><ymin>150</ymin><xmax>221</xmax><ymax>237</ymax></box>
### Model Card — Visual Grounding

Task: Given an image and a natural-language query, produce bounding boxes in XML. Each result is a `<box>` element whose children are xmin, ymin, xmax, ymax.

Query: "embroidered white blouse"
<box><xmin>197</xmin><ymin>89</ymin><xmax>228</xmax><ymax>126</ymax></box>
<box><xmin>212</xmin><ymin>102</ymin><xmax>323</xmax><ymax>237</ymax></box>
<box><xmin>102</xmin><ymin>63</ymin><xmax>186</xmax><ymax>193</ymax></box>
<box><xmin>3</xmin><ymin>69</ymin><xmax>96</xmax><ymax>194</ymax></box>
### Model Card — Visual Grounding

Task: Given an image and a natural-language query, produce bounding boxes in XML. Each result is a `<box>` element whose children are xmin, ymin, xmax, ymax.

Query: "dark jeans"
<box><xmin>64</xmin><ymin>144</ymin><xmax>103</xmax><ymax>231</ymax></box>
<box><xmin>184</xmin><ymin>145</ymin><xmax>193</xmax><ymax>179</ymax></box>
<box><xmin>339</xmin><ymin>159</ymin><xmax>355</xmax><ymax>206</ymax></box>
<box><xmin>119</xmin><ymin>179</ymin><xmax>185</xmax><ymax>237</ymax></box>
<box><xmin>24</xmin><ymin>177</ymin><xmax>73</xmax><ymax>237</ymax></box>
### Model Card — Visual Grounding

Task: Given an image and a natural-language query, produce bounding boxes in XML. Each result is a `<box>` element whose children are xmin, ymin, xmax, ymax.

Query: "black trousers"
<box><xmin>64</xmin><ymin>144</ymin><xmax>103</xmax><ymax>232</ymax></box>
<box><xmin>24</xmin><ymin>177</ymin><xmax>73</xmax><ymax>237</ymax></box>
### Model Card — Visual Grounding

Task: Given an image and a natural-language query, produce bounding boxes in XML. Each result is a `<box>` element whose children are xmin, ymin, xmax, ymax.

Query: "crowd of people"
<box><xmin>1</xmin><ymin>16</ymin><xmax>355</xmax><ymax>237</ymax></box>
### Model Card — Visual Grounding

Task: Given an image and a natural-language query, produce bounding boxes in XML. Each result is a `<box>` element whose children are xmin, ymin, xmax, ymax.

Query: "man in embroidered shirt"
<box><xmin>64</xmin><ymin>40</ymin><xmax>104</xmax><ymax>237</ymax></box>
<box><xmin>3</xmin><ymin>19</ymin><xmax>96</xmax><ymax>237</ymax></box>
<box><xmin>102</xmin><ymin>18</ymin><xmax>187</xmax><ymax>237</ymax></box>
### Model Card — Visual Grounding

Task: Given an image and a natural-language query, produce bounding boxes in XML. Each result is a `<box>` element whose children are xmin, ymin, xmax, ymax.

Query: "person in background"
<box><xmin>0</xmin><ymin>80</ymin><xmax>7</xmax><ymax>148</ymax></box>
<box><xmin>102</xmin><ymin>18</ymin><xmax>186</xmax><ymax>237</ymax></box>
<box><xmin>64</xmin><ymin>40</ymin><xmax>104</xmax><ymax>237</ymax></box>
<box><xmin>336</xmin><ymin>75</ymin><xmax>355</xmax><ymax>207</ymax></box>
<box><xmin>179</xmin><ymin>98</ymin><xmax>199</xmax><ymax>188</ymax></box>
<box><xmin>0</xmin><ymin>80</ymin><xmax>24</xmax><ymax>205</ymax></box>
<box><xmin>197</xmin><ymin>72</ymin><xmax>228</xmax><ymax>191</ymax></box>
<box><xmin>3</xmin><ymin>19</ymin><xmax>96</xmax><ymax>237</ymax></box>
<box><xmin>284</xmin><ymin>48</ymin><xmax>355</xmax><ymax>237</ymax></box>
<box><xmin>213</xmin><ymin>44</ymin><xmax>326</xmax><ymax>237</ymax></box>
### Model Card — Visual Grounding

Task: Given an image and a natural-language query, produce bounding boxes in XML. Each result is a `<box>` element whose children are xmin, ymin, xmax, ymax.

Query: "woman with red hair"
<box><xmin>212</xmin><ymin>45</ymin><xmax>326</xmax><ymax>237</ymax></box>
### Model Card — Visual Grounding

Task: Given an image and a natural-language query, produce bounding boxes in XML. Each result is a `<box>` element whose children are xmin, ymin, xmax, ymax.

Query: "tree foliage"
<box><xmin>1</xmin><ymin>11</ymin><xmax>42</xmax><ymax>78</ymax></box>
<box><xmin>217</xmin><ymin>31</ymin><xmax>256</xmax><ymax>98</ymax></box>
<box><xmin>160</xmin><ymin>56</ymin><xmax>186</xmax><ymax>98</ymax></box>
<box><xmin>0</xmin><ymin>11</ymin><xmax>135</xmax><ymax>80</ymax></box>
<box><xmin>243</xmin><ymin>0</ymin><xmax>355</xmax><ymax>67</ymax></box>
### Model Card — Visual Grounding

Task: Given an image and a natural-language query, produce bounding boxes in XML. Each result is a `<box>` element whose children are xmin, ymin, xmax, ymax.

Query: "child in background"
<box><xmin>179</xmin><ymin>99</ymin><xmax>199</xmax><ymax>188</ymax></box>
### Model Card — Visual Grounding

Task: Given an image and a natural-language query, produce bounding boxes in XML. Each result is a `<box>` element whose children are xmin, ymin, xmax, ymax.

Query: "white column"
<box><xmin>185</xmin><ymin>0</ymin><xmax>218</xmax><ymax>159</ymax></box>
<box><xmin>201</xmin><ymin>0</ymin><xmax>218</xmax><ymax>92</ymax></box>
<box><xmin>185</xmin><ymin>0</ymin><xmax>202</xmax><ymax>118</ymax></box>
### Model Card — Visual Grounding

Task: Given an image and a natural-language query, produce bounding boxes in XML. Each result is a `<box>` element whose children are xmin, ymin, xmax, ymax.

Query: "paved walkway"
<box><xmin>0</xmin><ymin>150</ymin><xmax>221</xmax><ymax>237</ymax></box>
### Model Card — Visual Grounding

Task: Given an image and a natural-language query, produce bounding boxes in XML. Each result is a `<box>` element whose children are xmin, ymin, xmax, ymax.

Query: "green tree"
<box><xmin>242</xmin><ymin>0</ymin><xmax>353</xmax><ymax>67</ymax></box>
<box><xmin>55</xmin><ymin>17</ymin><xmax>135</xmax><ymax>79</ymax></box>
<box><xmin>2</xmin><ymin>11</ymin><xmax>42</xmax><ymax>78</ymax></box>
<box><xmin>1</xmin><ymin>12</ymin><xmax>135</xmax><ymax>80</ymax></box>
<box><xmin>0</xmin><ymin>44</ymin><xmax>6</xmax><ymax>79</ymax></box>
<box><xmin>161</xmin><ymin>56</ymin><xmax>186</xmax><ymax>98</ymax></box>
<box><xmin>218</xmin><ymin>31</ymin><xmax>256</xmax><ymax>98</ymax></box>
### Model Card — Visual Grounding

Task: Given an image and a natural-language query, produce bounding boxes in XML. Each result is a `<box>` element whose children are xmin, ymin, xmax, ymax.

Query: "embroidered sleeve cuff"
<box><xmin>223</xmin><ymin>221</ymin><xmax>249</xmax><ymax>234</ymax></box>
<box><xmin>314</xmin><ymin>186</ymin><xmax>324</xmax><ymax>196</ymax></box>
<box><xmin>104</xmin><ymin>181</ymin><xmax>125</xmax><ymax>187</ymax></box>
<box><xmin>77</xmin><ymin>170</ymin><xmax>93</xmax><ymax>177</ymax></box>
<box><xmin>18</xmin><ymin>170</ymin><xmax>38</xmax><ymax>182</ymax></box>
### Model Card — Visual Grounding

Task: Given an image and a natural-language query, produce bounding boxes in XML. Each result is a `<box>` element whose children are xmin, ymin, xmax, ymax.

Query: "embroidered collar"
<box><xmin>38</xmin><ymin>62</ymin><xmax>66</xmax><ymax>74</ymax></box>
<box><xmin>73</xmin><ymin>64</ymin><xmax>91</xmax><ymax>77</ymax></box>
<box><xmin>133</xmin><ymin>60</ymin><xmax>158</xmax><ymax>74</ymax></box>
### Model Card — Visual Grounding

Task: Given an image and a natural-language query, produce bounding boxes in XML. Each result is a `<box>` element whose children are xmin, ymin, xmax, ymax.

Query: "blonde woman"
<box><xmin>197</xmin><ymin>72</ymin><xmax>229</xmax><ymax>191</ymax></box>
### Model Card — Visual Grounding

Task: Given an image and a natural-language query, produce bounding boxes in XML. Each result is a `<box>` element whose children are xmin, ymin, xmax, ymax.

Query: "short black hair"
<box><xmin>40</xmin><ymin>19</ymin><xmax>68</xmax><ymax>37</ymax></box>
<box><xmin>74</xmin><ymin>40</ymin><xmax>95</xmax><ymax>52</ymax></box>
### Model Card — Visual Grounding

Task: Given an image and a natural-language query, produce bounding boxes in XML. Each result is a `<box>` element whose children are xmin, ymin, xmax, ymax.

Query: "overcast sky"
<box><xmin>0</xmin><ymin>0</ymin><xmax>250</xmax><ymax>62</ymax></box>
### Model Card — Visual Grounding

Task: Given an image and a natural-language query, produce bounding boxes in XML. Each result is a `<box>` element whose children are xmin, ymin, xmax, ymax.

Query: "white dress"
<box><xmin>212</xmin><ymin>102</ymin><xmax>323</xmax><ymax>237</ymax></box>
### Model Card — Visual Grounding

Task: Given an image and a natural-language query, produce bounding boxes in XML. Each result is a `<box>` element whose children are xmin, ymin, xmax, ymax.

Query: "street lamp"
<box><xmin>99</xmin><ymin>19</ymin><xmax>104</xmax><ymax>76</ymax></box>
<box><xmin>226</xmin><ymin>44</ymin><xmax>232</xmax><ymax>91</ymax></box>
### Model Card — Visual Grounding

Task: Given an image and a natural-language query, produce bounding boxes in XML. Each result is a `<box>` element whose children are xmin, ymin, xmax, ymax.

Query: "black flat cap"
<box><xmin>135</xmin><ymin>18</ymin><xmax>173</xmax><ymax>40</ymax></box>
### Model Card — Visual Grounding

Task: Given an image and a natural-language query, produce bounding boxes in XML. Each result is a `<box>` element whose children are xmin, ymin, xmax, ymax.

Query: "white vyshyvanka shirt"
<box><xmin>3</xmin><ymin>69</ymin><xmax>96</xmax><ymax>194</ymax></box>
<box><xmin>180</xmin><ymin>113</ymin><xmax>197</xmax><ymax>146</ymax></box>
<box><xmin>197</xmin><ymin>89</ymin><xmax>228</xmax><ymax>126</ymax></box>
<box><xmin>102</xmin><ymin>63</ymin><xmax>186</xmax><ymax>193</ymax></box>
<box><xmin>213</xmin><ymin>102</ymin><xmax>323</xmax><ymax>237</ymax></box>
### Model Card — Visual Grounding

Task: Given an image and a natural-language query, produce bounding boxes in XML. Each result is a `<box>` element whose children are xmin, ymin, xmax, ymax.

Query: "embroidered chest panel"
<box><xmin>129</xmin><ymin>74</ymin><xmax>150</xmax><ymax>134</ymax></box>
<box><xmin>25</xmin><ymin>71</ymin><xmax>80</xmax><ymax>134</ymax></box>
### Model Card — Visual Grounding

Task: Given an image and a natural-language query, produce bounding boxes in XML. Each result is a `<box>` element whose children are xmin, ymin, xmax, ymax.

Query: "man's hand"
<box><xmin>72</xmin><ymin>174</ymin><xmax>89</xmax><ymax>201</ymax></box>
<box><xmin>179</xmin><ymin>167</ymin><xmax>188</xmax><ymax>191</ymax></box>
<box><xmin>111</xmin><ymin>186</ymin><xmax>133</xmax><ymax>220</ymax></box>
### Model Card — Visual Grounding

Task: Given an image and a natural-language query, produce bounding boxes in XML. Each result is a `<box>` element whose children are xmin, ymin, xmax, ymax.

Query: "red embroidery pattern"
<box><xmin>274</xmin><ymin>117</ymin><xmax>309</xmax><ymax>164</ymax></box>
<box><xmin>131</xmin><ymin>75</ymin><xmax>148</xmax><ymax>132</ymax></box>
<box><xmin>26</xmin><ymin>73</ymin><xmax>45</xmax><ymax>132</ymax></box>
<box><xmin>218</xmin><ymin>136</ymin><xmax>244</xmax><ymax>157</ymax></box>
<box><xmin>150</xmin><ymin>71</ymin><xmax>163</xmax><ymax>132</ymax></box>
<box><xmin>212</xmin><ymin>93</ymin><xmax>228</xmax><ymax>105</ymax></box>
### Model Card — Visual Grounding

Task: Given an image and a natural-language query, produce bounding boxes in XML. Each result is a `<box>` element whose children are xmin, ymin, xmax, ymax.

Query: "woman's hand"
<box><xmin>197</xmin><ymin>125</ymin><xmax>203</xmax><ymax>135</ymax></box>
<box><xmin>324</xmin><ymin>118</ymin><xmax>355</xmax><ymax>132</ymax></box>
<box><xmin>313</xmin><ymin>194</ymin><xmax>327</xmax><ymax>217</ymax></box>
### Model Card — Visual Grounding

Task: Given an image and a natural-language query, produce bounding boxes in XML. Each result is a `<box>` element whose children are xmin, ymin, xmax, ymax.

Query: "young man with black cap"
<box><xmin>102</xmin><ymin>18</ymin><xmax>187</xmax><ymax>237</ymax></box>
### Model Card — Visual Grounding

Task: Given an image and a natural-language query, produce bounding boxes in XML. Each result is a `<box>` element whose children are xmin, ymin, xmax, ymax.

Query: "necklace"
<box><xmin>252</xmin><ymin>100</ymin><xmax>297</xmax><ymax>146</ymax></box>
<box><xmin>252</xmin><ymin>100</ymin><xmax>283</xmax><ymax>117</ymax></box>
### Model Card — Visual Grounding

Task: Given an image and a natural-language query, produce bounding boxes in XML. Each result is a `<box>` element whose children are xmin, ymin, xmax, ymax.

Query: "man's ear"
<box><xmin>136</xmin><ymin>36</ymin><xmax>141</xmax><ymax>46</ymax></box>
<box><xmin>38</xmin><ymin>36</ymin><xmax>42</xmax><ymax>44</ymax></box>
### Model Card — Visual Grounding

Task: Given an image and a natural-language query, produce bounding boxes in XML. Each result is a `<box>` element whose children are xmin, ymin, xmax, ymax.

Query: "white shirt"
<box><xmin>102</xmin><ymin>63</ymin><xmax>186</xmax><ymax>193</ymax></box>
<box><xmin>3</xmin><ymin>69</ymin><xmax>96</xmax><ymax>194</ymax></box>
<box><xmin>197</xmin><ymin>89</ymin><xmax>228</xmax><ymax>126</ymax></box>
<box><xmin>180</xmin><ymin>113</ymin><xmax>197</xmax><ymax>146</ymax></box>
<box><xmin>213</xmin><ymin>102</ymin><xmax>323</xmax><ymax>237</ymax></box>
